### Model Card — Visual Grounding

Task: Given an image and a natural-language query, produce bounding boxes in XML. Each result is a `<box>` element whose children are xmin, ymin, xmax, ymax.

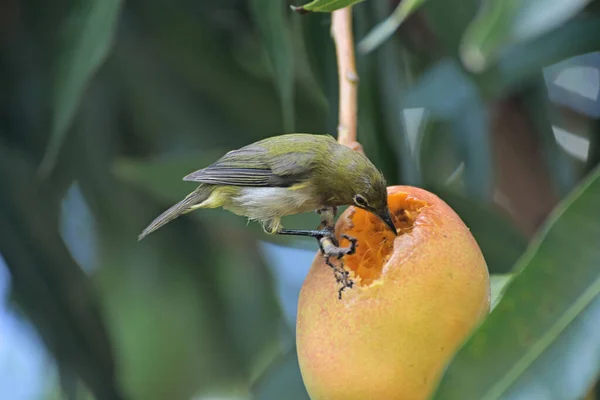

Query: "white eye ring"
<box><xmin>354</xmin><ymin>194</ymin><xmax>368</xmax><ymax>207</ymax></box>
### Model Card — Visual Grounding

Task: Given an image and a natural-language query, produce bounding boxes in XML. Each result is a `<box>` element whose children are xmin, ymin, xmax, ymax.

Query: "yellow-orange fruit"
<box><xmin>296</xmin><ymin>186</ymin><xmax>490</xmax><ymax>400</ymax></box>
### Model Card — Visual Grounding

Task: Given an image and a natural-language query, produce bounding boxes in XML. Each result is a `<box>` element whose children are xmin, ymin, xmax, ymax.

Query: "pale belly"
<box><xmin>223</xmin><ymin>186</ymin><xmax>322</xmax><ymax>223</ymax></box>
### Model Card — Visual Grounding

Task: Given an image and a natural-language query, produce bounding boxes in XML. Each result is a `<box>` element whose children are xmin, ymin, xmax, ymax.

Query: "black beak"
<box><xmin>376</xmin><ymin>208</ymin><xmax>397</xmax><ymax>235</ymax></box>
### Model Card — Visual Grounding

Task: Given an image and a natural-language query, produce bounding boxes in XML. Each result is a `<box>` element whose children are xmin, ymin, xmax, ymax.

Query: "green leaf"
<box><xmin>298</xmin><ymin>11</ymin><xmax>338</xmax><ymax>134</ymax></box>
<box><xmin>250</xmin><ymin>0</ymin><xmax>295</xmax><ymax>131</ymax></box>
<box><xmin>404</xmin><ymin>59</ymin><xmax>476</xmax><ymax>119</ymax></box>
<box><xmin>406</xmin><ymin>59</ymin><xmax>493</xmax><ymax>201</ymax></box>
<box><xmin>358</xmin><ymin>0</ymin><xmax>426</xmax><ymax>54</ymax></box>
<box><xmin>124</xmin><ymin>0</ymin><xmax>325</xmax><ymax>139</ymax></box>
<box><xmin>291</xmin><ymin>0</ymin><xmax>365</xmax><ymax>13</ymax></box>
<box><xmin>419</xmin><ymin>120</ymin><xmax>463</xmax><ymax>190</ymax></box>
<box><xmin>460</xmin><ymin>0</ymin><xmax>593</xmax><ymax>72</ymax></box>
<box><xmin>38</xmin><ymin>0</ymin><xmax>123</xmax><ymax>176</ymax></box>
<box><xmin>354</xmin><ymin>4</ymin><xmax>402</xmax><ymax>184</ymax></box>
<box><xmin>420</xmin><ymin>0</ymin><xmax>479</xmax><ymax>56</ymax></box>
<box><xmin>432</xmin><ymin>166</ymin><xmax>600</xmax><ymax>400</ymax></box>
<box><xmin>450</xmin><ymin>99</ymin><xmax>492</xmax><ymax>201</ymax></box>
<box><xmin>490</xmin><ymin>274</ymin><xmax>514</xmax><ymax>310</ymax></box>
<box><xmin>372</xmin><ymin>0</ymin><xmax>421</xmax><ymax>186</ymax></box>
<box><xmin>487</xmin><ymin>17</ymin><xmax>600</xmax><ymax>98</ymax></box>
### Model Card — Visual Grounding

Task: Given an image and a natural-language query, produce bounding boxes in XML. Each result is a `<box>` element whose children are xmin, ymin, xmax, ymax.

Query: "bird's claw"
<box><xmin>314</xmin><ymin>226</ymin><xmax>358</xmax><ymax>299</ymax></box>
<box><xmin>339</xmin><ymin>234</ymin><xmax>358</xmax><ymax>258</ymax></box>
<box><xmin>318</xmin><ymin>233</ymin><xmax>359</xmax><ymax>299</ymax></box>
<box><xmin>324</xmin><ymin>255</ymin><xmax>354</xmax><ymax>299</ymax></box>
<box><xmin>318</xmin><ymin>233</ymin><xmax>357</xmax><ymax>259</ymax></box>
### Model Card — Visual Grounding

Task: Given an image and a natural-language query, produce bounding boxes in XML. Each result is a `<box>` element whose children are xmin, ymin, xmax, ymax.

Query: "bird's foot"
<box><xmin>318</xmin><ymin>233</ymin><xmax>357</xmax><ymax>259</ymax></box>
<box><xmin>324</xmin><ymin>255</ymin><xmax>354</xmax><ymax>299</ymax></box>
<box><xmin>318</xmin><ymin>232</ymin><xmax>358</xmax><ymax>299</ymax></box>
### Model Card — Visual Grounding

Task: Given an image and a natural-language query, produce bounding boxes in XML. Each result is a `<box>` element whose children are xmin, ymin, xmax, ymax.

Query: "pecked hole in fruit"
<box><xmin>339</xmin><ymin>192</ymin><xmax>428</xmax><ymax>286</ymax></box>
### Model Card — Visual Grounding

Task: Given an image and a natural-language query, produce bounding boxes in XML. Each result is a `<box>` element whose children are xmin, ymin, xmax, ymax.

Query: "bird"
<box><xmin>138</xmin><ymin>133</ymin><xmax>397</xmax><ymax>254</ymax></box>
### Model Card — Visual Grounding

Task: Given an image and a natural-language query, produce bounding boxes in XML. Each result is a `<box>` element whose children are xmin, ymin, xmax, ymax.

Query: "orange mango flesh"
<box><xmin>296</xmin><ymin>186</ymin><xmax>491</xmax><ymax>400</ymax></box>
<box><xmin>340</xmin><ymin>192</ymin><xmax>428</xmax><ymax>286</ymax></box>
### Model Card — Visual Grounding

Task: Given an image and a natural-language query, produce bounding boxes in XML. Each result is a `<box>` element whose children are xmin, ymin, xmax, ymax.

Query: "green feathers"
<box><xmin>183</xmin><ymin>133</ymin><xmax>336</xmax><ymax>187</ymax></box>
<box><xmin>138</xmin><ymin>133</ymin><xmax>392</xmax><ymax>240</ymax></box>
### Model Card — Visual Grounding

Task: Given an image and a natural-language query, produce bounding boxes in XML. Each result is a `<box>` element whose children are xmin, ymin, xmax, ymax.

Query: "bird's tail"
<box><xmin>138</xmin><ymin>185</ymin><xmax>212</xmax><ymax>241</ymax></box>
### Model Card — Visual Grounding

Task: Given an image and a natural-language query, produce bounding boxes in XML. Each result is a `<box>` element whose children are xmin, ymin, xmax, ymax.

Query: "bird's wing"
<box><xmin>182</xmin><ymin>140</ymin><xmax>316</xmax><ymax>187</ymax></box>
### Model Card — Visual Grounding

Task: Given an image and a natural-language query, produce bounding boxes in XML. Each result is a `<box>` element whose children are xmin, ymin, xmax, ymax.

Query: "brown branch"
<box><xmin>331</xmin><ymin>7</ymin><xmax>363</xmax><ymax>154</ymax></box>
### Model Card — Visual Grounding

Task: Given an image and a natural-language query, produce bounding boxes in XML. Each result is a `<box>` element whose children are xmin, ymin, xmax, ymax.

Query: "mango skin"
<box><xmin>296</xmin><ymin>186</ymin><xmax>490</xmax><ymax>400</ymax></box>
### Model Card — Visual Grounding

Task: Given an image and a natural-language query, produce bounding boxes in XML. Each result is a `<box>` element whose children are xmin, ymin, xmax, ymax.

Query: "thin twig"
<box><xmin>331</xmin><ymin>7</ymin><xmax>363</xmax><ymax>154</ymax></box>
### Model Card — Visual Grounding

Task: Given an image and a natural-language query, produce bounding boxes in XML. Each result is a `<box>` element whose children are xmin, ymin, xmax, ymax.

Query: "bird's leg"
<box><xmin>273</xmin><ymin>213</ymin><xmax>356</xmax><ymax>297</ymax></box>
<box><xmin>270</xmin><ymin>208</ymin><xmax>357</xmax><ymax>258</ymax></box>
<box><xmin>315</xmin><ymin>206</ymin><xmax>339</xmax><ymax>250</ymax></box>
<box><xmin>276</xmin><ymin>228</ymin><xmax>336</xmax><ymax>239</ymax></box>
<box><xmin>274</xmin><ymin>228</ymin><xmax>357</xmax><ymax>258</ymax></box>
<box><xmin>266</xmin><ymin>218</ymin><xmax>335</xmax><ymax>240</ymax></box>
<box><xmin>315</xmin><ymin>206</ymin><xmax>358</xmax><ymax>259</ymax></box>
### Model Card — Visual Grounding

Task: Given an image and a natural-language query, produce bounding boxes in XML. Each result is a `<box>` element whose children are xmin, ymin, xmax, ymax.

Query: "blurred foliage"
<box><xmin>38</xmin><ymin>0</ymin><xmax>123</xmax><ymax>176</ymax></box>
<box><xmin>358</xmin><ymin>0</ymin><xmax>425</xmax><ymax>54</ymax></box>
<box><xmin>433</xmin><ymin>165</ymin><xmax>600</xmax><ymax>400</ymax></box>
<box><xmin>460</xmin><ymin>0</ymin><xmax>594</xmax><ymax>72</ymax></box>
<box><xmin>291</xmin><ymin>0</ymin><xmax>365</xmax><ymax>13</ymax></box>
<box><xmin>0</xmin><ymin>0</ymin><xmax>599</xmax><ymax>399</ymax></box>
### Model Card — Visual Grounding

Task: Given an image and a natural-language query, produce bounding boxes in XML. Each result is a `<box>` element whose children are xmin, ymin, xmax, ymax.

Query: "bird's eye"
<box><xmin>353</xmin><ymin>194</ymin><xmax>369</xmax><ymax>207</ymax></box>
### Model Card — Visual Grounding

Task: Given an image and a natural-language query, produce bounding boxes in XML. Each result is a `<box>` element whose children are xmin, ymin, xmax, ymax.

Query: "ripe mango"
<box><xmin>296</xmin><ymin>186</ymin><xmax>490</xmax><ymax>400</ymax></box>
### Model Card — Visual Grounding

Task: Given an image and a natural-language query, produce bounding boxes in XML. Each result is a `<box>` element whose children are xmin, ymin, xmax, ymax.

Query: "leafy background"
<box><xmin>0</xmin><ymin>0</ymin><xmax>599</xmax><ymax>399</ymax></box>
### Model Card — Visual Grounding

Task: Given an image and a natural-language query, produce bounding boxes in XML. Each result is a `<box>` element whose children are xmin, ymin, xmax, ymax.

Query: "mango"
<box><xmin>296</xmin><ymin>186</ymin><xmax>490</xmax><ymax>400</ymax></box>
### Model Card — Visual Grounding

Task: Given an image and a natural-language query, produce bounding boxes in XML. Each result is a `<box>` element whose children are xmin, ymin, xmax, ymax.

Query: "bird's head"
<box><xmin>348</xmin><ymin>167</ymin><xmax>397</xmax><ymax>236</ymax></box>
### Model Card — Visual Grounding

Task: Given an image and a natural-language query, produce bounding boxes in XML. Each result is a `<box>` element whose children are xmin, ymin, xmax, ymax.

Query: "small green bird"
<box><xmin>138</xmin><ymin>133</ymin><xmax>396</xmax><ymax>252</ymax></box>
